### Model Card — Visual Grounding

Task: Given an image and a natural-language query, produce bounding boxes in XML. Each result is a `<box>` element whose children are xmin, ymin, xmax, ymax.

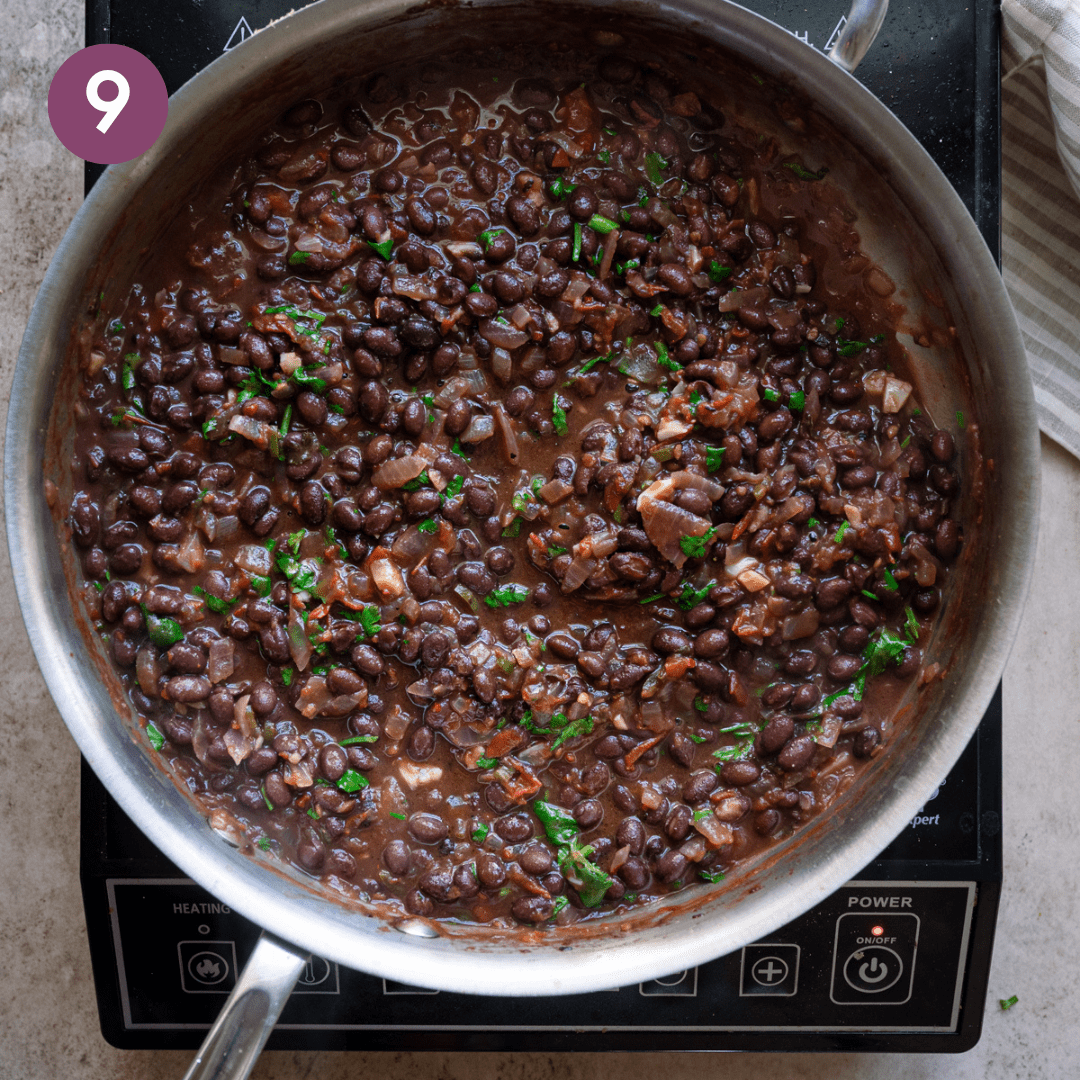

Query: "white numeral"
<box><xmin>86</xmin><ymin>69</ymin><xmax>130</xmax><ymax>133</ymax></box>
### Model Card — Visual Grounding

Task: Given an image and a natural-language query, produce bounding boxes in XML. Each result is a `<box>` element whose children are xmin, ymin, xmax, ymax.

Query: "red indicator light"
<box><xmin>871</xmin><ymin>924</ymin><xmax>885</xmax><ymax>937</ymax></box>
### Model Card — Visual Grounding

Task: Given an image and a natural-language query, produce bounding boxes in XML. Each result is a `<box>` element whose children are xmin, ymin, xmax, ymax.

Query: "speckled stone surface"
<box><xmin>2</xmin><ymin>2</ymin><xmax>1078</xmax><ymax>1076</ymax></box>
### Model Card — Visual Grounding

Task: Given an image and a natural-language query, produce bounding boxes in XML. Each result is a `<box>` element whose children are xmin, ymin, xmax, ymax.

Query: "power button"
<box><xmin>830</xmin><ymin>912</ymin><xmax>919</xmax><ymax>1005</ymax></box>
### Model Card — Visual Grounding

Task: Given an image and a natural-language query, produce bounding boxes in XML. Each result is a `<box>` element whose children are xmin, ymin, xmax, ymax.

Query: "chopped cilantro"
<box><xmin>698</xmin><ymin>869</ymin><xmax>725</xmax><ymax>883</ymax></box>
<box><xmin>340</xmin><ymin>735</ymin><xmax>378</xmax><ymax>746</ymax></box>
<box><xmin>559</xmin><ymin>838</ymin><xmax>613</xmax><ymax>907</ymax></box>
<box><xmin>288</xmin><ymin>250</ymin><xmax>312</xmax><ymax>265</ymax></box>
<box><xmin>472</xmin><ymin>823</ymin><xmax>490</xmax><ymax>843</ymax></box>
<box><xmin>475</xmin><ymin>756</ymin><xmax>499</xmax><ymax>769</ymax></box>
<box><xmin>547</xmin><ymin>545</ymin><xmax>567</xmax><ymax>557</ymax></box>
<box><xmin>639</xmin><ymin>591</ymin><xmax>665</xmax><ymax>604</ymax></box>
<box><xmin>143</xmin><ymin>609</ymin><xmax>183</xmax><ymax>649</ymax></box>
<box><xmin>999</xmin><ymin>994</ymin><xmax>1019</xmax><ymax>1011</ymax></box>
<box><xmin>837</xmin><ymin>339</ymin><xmax>867</xmax><ymax>357</ymax></box>
<box><xmin>389</xmin><ymin>812</ymin><xmax>406</xmax><ymax>821</ymax></box>
<box><xmin>552</xmin><ymin>716</ymin><xmax>594</xmax><ymax>749</ymax></box>
<box><xmin>861</xmin><ymin>589</ymin><xmax>878</xmax><ymax>600</ymax></box>
<box><xmin>367</xmin><ymin>238</ymin><xmax>394</xmax><ymax>260</ymax></box>
<box><xmin>417</xmin><ymin>518</ymin><xmax>438</xmax><ymax>534</ymax></box>
<box><xmin>121</xmin><ymin>353</ymin><xmax>140</xmax><ymax>393</ymax></box>
<box><xmin>249</xmin><ymin>575</ymin><xmax>272</xmax><ymax>597</ymax></box>
<box><xmin>550</xmin><ymin>896</ymin><xmax>570</xmax><ymax>919</ymax></box>
<box><xmin>192</xmin><ymin>585</ymin><xmax>238</xmax><ymax>615</ymax></box>
<box><xmin>692</xmin><ymin>808</ymin><xmax>712</xmax><ymax>821</ymax></box>
<box><xmin>281</xmin><ymin>667</ymin><xmax>294</xmax><ymax>687</ymax></box>
<box><xmin>834</xmin><ymin>521</ymin><xmax>851</xmax><ymax>544</ymax></box>
<box><xmin>693</xmin><ymin>696</ymin><xmax>708</xmax><ymax>713</ymax></box>
<box><xmin>789</xmin><ymin>390</ymin><xmax>806</xmax><ymax>411</ymax></box>
<box><xmin>713</xmin><ymin>739</ymin><xmax>753</xmax><ymax>763</ymax></box>
<box><xmin>679</xmin><ymin>526</ymin><xmax>720</xmax><ymax>559</ymax></box>
<box><xmin>260</xmin><ymin>785</ymin><xmax>274</xmax><ymax>811</ymax></box>
<box><xmin>783</xmin><ymin>162</ymin><xmax>828</xmax><ymax>181</ymax></box>
<box><xmin>402</xmin><ymin>469</ymin><xmax>431</xmax><ymax>492</ymax></box>
<box><xmin>677</xmin><ymin>580</ymin><xmax>713</xmax><ymax>610</ymax></box>
<box><xmin>501</xmin><ymin>517</ymin><xmax>523</xmax><ymax>538</ymax></box>
<box><xmin>549</xmin><ymin>177</ymin><xmax>577</xmax><ymax>200</ymax></box>
<box><xmin>883</xmin><ymin>567</ymin><xmax>899</xmax><ymax>591</ymax></box>
<box><xmin>108</xmin><ymin>319</ymin><xmax>125</xmax><ymax>335</ymax></box>
<box><xmin>655</xmin><ymin>341</ymin><xmax>681</xmax><ymax>372</ymax></box>
<box><xmin>762</xmin><ymin>386</ymin><xmax>779</xmax><ymax>403</ymax></box>
<box><xmin>705</xmin><ymin>445</ymin><xmax>726</xmax><ymax>473</ymax></box>
<box><xmin>645</xmin><ymin>151</ymin><xmax>668</xmax><ymax>184</ymax></box>
<box><xmin>572</xmin><ymin>222</ymin><xmax>583</xmax><ymax>263</ymax></box>
<box><xmin>359</xmin><ymin>605</ymin><xmax>381</xmax><ymax>639</ymax></box>
<box><xmin>534</xmin><ymin>801</ymin><xmax>579</xmax><ymax>846</ymax></box>
<box><xmin>146</xmin><ymin>722</ymin><xmax>165</xmax><ymax>751</ymax></box>
<box><xmin>552</xmin><ymin>398</ymin><xmax>569</xmax><ymax>436</ymax></box>
<box><xmin>905</xmin><ymin>607</ymin><xmax>920</xmax><ymax>641</ymax></box>
<box><xmin>807</xmin><ymin>517</ymin><xmax>821</xmax><ymax>528</ymax></box>
<box><xmin>478</xmin><ymin>229</ymin><xmax>505</xmax><ymax>251</ymax></box>
<box><xmin>588</xmin><ymin>213</ymin><xmax>618</xmax><ymax>234</ymax></box>
<box><xmin>603</xmin><ymin>126</ymin><xmax>616</xmax><ymax>136</ymax></box>
<box><xmin>650</xmin><ymin>303</ymin><xmax>665</xmax><ymax>317</ymax></box>
<box><xmin>337</xmin><ymin>769</ymin><xmax>369</xmax><ymax>793</ymax></box>
<box><xmin>956</xmin><ymin>410</ymin><xmax>965</xmax><ymax>429</ymax></box>
<box><xmin>708</xmin><ymin>260</ymin><xmax>732</xmax><ymax>283</ymax></box>
<box><xmin>484</xmin><ymin>584</ymin><xmax>529</xmax><ymax>608</ymax></box>
<box><xmin>256</xmin><ymin>837</ymin><xmax>271</xmax><ymax>851</ymax></box>
<box><xmin>579</xmin><ymin>351</ymin><xmax>612</xmax><ymax>375</ymax></box>
<box><xmin>597</xmin><ymin>149</ymin><xmax>611</xmax><ymax>164</ymax></box>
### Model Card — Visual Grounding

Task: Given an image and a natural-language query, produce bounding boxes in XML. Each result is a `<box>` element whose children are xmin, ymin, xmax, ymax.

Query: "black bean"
<box><xmin>574</xmin><ymin>799</ymin><xmax>604</xmax><ymax>830</ymax></box>
<box><xmin>854</xmin><ymin>726</ymin><xmax>881</xmax><ymax>758</ymax></box>
<box><xmin>683</xmin><ymin>770</ymin><xmax>718</xmax><ymax>803</ymax></box>
<box><xmin>512</xmin><ymin>896</ymin><xmax>555</xmax><ymax>923</ymax></box>
<box><xmin>665</xmin><ymin>804</ymin><xmax>693</xmax><ymax>842</ymax></box>
<box><xmin>935</xmin><ymin>519</ymin><xmax>961</xmax><ymax>560</ymax></box>
<box><xmin>166</xmin><ymin>675</ymin><xmax>211</xmax><ymax>703</ymax></box>
<box><xmin>777</xmin><ymin>735</ymin><xmax>815</xmax><ymax>772</ymax></box>
<box><xmin>653</xmin><ymin>627</ymin><xmax>692</xmax><ymax>655</ymax></box>
<box><xmin>720</xmin><ymin>760</ymin><xmax>761</xmax><ymax>786</ymax></box>
<box><xmin>760</xmin><ymin>715</ymin><xmax>794</xmax><ymax>754</ymax></box>
<box><xmin>931</xmin><ymin>430</ymin><xmax>955</xmax><ymax>462</ymax></box>
<box><xmin>408</xmin><ymin>813</ymin><xmax>449</xmax><ymax>845</ymax></box>
<box><xmin>495</xmin><ymin>813</ymin><xmax>533</xmax><ymax>843</ymax></box>
<box><xmin>506</xmin><ymin>194</ymin><xmax>540</xmax><ymax>235</ymax></box>
<box><xmin>655</xmin><ymin>849</ymin><xmax>688</xmax><ymax>884</ymax></box>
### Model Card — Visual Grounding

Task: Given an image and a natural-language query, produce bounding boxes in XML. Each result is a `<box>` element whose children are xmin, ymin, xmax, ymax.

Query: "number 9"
<box><xmin>86</xmin><ymin>69</ymin><xmax>130</xmax><ymax>134</ymax></box>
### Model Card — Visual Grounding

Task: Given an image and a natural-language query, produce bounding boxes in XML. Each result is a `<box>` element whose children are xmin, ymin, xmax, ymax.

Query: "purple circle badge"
<box><xmin>48</xmin><ymin>45</ymin><xmax>168</xmax><ymax>165</ymax></box>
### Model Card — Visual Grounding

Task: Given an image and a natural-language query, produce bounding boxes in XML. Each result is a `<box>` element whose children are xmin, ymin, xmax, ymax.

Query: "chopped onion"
<box><xmin>384</xmin><ymin>705</ymin><xmax>412</xmax><ymax>741</ymax></box>
<box><xmin>882</xmin><ymin>376</ymin><xmax>913</xmax><ymax>414</ymax></box>
<box><xmin>228</xmin><ymin>413</ymin><xmax>274</xmax><ymax>448</ymax></box>
<box><xmin>782</xmin><ymin>607</ymin><xmax>820</xmax><ymax>640</ymax></box>
<box><xmin>491</xmin><ymin>347</ymin><xmax>513</xmax><ymax>383</ymax></box>
<box><xmin>433</xmin><ymin>376</ymin><xmax>470</xmax><ymax>408</ymax></box>
<box><xmin>370</xmin><ymin>553</ymin><xmax>406</xmax><ymax>599</ymax></box>
<box><xmin>288</xmin><ymin>604</ymin><xmax>313</xmax><ymax>671</ymax></box>
<box><xmin>215</xmin><ymin>515</ymin><xmax>239</xmax><ymax>542</ymax></box>
<box><xmin>207</xmin><ymin>638</ymin><xmax>235</xmax><ymax>684</ymax></box>
<box><xmin>391</xmin><ymin>274</ymin><xmax>439</xmax><ymax>301</ymax></box>
<box><xmin>694</xmin><ymin>814</ymin><xmax>734</xmax><ymax>848</ymax></box>
<box><xmin>678</xmin><ymin>835</ymin><xmax>708</xmax><ymax>862</ymax></box>
<box><xmin>175</xmin><ymin>531</ymin><xmax>205</xmax><ymax>574</ymax></box>
<box><xmin>392</xmin><ymin>524</ymin><xmax>437</xmax><ymax>561</ymax></box>
<box><xmin>217</xmin><ymin>346</ymin><xmax>248</xmax><ymax>366</ymax></box>
<box><xmin>537</xmin><ymin>479</ymin><xmax>574</xmax><ymax>503</ymax></box>
<box><xmin>372</xmin><ymin>448</ymin><xmax>437</xmax><ymax>490</ymax></box>
<box><xmin>397</xmin><ymin>760</ymin><xmax>444</xmax><ymax>788</ymax></box>
<box><xmin>561</xmin><ymin>555</ymin><xmax>596</xmax><ymax>592</ymax></box>
<box><xmin>479</xmin><ymin>318</ymin><xmax>528</xmax><ymax>350</ymax></box>
<box><xmin>460</xmin><ymin>414</ymin><xmax>495</xmax><ymax>444</ymax></box>
<box><xmin>492</xmin><ymin>402</ymin><xmax>520</xmax><ymax>464</ymax></box>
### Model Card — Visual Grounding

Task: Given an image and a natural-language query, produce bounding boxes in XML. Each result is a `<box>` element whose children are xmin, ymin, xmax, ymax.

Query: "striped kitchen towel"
<box><xmin>1002</xmin><ymin>0</ymin><xmax>1080</xmax><ymax>458</ymax></box>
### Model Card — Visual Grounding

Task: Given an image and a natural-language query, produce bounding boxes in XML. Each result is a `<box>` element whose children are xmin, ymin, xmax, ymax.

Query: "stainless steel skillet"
<box><xmin>4</xmin><ymin>1</ymin><xmax>1037</xmax><ymax>1076</ymax></box>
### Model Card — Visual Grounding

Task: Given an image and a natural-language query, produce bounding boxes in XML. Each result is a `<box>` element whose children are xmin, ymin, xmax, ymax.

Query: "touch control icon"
<box><xmin>740</xmin><ymin>943</ymin><xmax>800</xmax><ymax>997</ymax></box>
<box><xmin>842</xmin><ymin>946</ymin><xmax>904</xmax><ymax>993</ymax></box>
<box><xmin>178</xmin><ymin>940</ymin><xmax>237</xmax><ymax>994</ymax></box>
<box><xmin>830</xmin><ymin>910</ymin><xmax>919</xmax><ymax>1005</ymax></box>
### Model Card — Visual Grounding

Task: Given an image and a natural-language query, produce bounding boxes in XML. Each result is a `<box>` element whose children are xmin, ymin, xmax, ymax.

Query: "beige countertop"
<box><xmin>2</xmin><ymin>2</ymin><xmax>1078</xmax><ymax>1076</ymax></box>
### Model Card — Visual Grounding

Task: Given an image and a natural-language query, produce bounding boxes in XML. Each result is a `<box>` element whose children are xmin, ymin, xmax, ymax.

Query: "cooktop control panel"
<box><xmin>101</xmin><ymin>877</ymin><xmax>976</xmax><ymax>1048</ymax></box>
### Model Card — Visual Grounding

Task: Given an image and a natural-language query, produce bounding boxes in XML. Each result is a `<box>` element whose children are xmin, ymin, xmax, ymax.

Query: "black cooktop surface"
<box><xmin>81</xmin><ymin>0</ymin><xmax>1003</xmax><ymax>1054</ymax></box>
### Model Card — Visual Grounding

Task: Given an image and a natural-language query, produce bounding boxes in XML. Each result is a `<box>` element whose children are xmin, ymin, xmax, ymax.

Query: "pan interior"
<box><xmin>6</xmin><ymin>0</ymin><xmax>1037</xmax><ymax>994</ymax></box>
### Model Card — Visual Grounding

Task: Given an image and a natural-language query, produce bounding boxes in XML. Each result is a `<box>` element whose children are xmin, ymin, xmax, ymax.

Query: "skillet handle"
<box><xmin>181</xmin><ymin>932</ymin><xmax>309</xmax><ymax>1080</ymax></box>
<box><xmin>828</xmin><ymin>0</ymin><xmax>889</xmax><ymax>73</ymax></box>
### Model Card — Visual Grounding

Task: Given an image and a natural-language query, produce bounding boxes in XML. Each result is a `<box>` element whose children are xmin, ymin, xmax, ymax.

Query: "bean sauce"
<box><xmin>65</xmin><ymin>44</ymin><xmax>963</xmax><ymax>930</ymax></box>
